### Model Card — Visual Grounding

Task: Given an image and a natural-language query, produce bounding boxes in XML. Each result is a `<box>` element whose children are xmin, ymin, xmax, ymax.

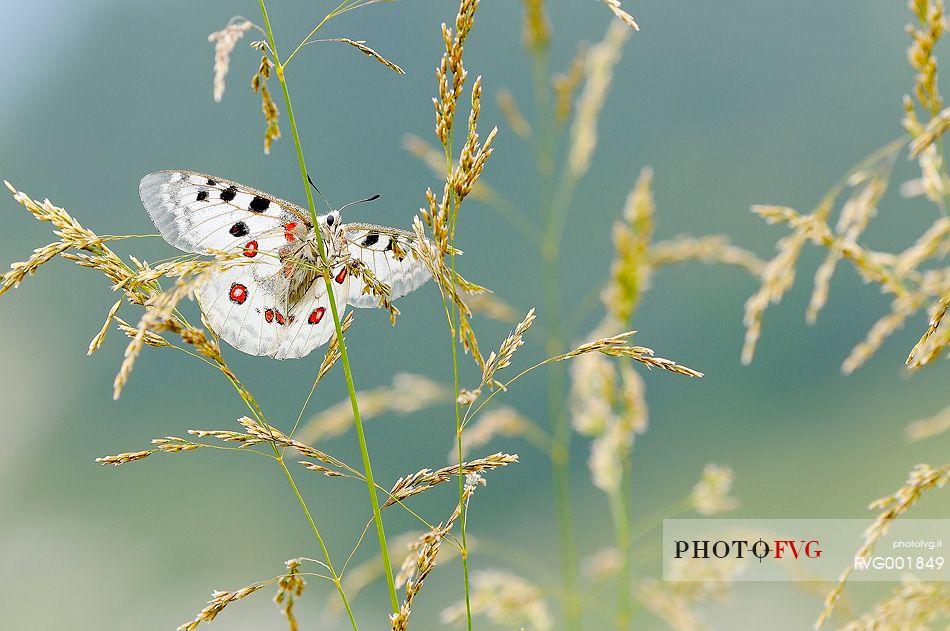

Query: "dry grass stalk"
<box><xmin>839</xmin><ymin>575</ymin><xmax>950</xmax><ymax>630</ymax></box>
<box><xmin>906</xmin><ymin>404</ymin><xmax>950</xmax><ymax>440</ymax></box>
<box><xmin>482</xmin><ymin>308</ymin><xmax>536</xmax><ymax>387</ymax></box>
<box><xmin>495</xmin><ymin>88</ymin><xmax>531</xmax><ymax>139</ymax></box>
<box><xmin>552</xmin><ymin>42</ymin><xmax>590</xmax><ymax>122</ymax></box>
<box><xmin>440</xmin><ymin>569</ymin><xmax>553</xmax><ymax>630</ymax></box>
<box><xmin>567</xmin><ymin>20</ymin><xmax>630</xmax><ymax>178</ymax></box>
<box><xmin>296</xmin><ymin>373</ymin><xmax>449</xmax><ymax>444</ymax></box>
<box><xmin>602</xmin><ymin>167</ymin><xmax>655</xmax><ymax>322</ymax></box>
<box><xmin>178</xmin><ymin>582</ymin><xmax>269</xmax><ymax>630</ymax></box>
<box><xmin>908</xmin><ymin>0</ymin><xmax>945</xmax><ymax>117</ymax></box>
<box><xmin>909</xmin><ymin>105</ymin><xmax>950</xmax><ymax>156</ymax></box>
<box><xmin>208</xmin><ymin>18</ymin><xmax>256</xmax><ymax>102</ymax></box>
<box><xmin>113</xmin><ymin>259</ymin><xmax>237</xmax><ymax>399</ymax></box>
<box><xmin>907</xmin><ymin>292</ymin><xmax>950</xmax><ymax>367</ymax></box>
<box><xmin>637</xmin><ymin>557</ymin><xmax>744</xmax><ymax>631</ymax></box>
<box><xmin>385</xmin><ymin>452</ymin><xmax>517</xmax><ymax>507</ymax></box>
<box><xmin>95</xmin><ymin>436</ymin><xmax>204</xmax><ymax>466</ymax></box>
<box><xmin>600</xmin><ymin>0</ymin><xmax>640</xmax><ymax>30</ymax></box>
<box><xmin>87</xmin><ymin>298</ymin><xmax>123</xmax><ymax>355</ymax></box>
<box><xmin>391</xmin><ymin>473</ymin><xmax>483</xmax><ymax>631</ymax></box>
<box><xmin>315</xmin><ymin>310</ymin><xmax>355</xmax><ymax>385</ymax></box>
<box><xmin>807</xmin><ymin>177</ymin><xmax>889</xmax><ymax>324</ymax></box>
<box><xmin>251</xmin><ymin>54</ymin><xmax>281</xmax><ymax>154</ymax></box>
<box><xmin>649</xmin><ymin>235</ymin><xmax>766</xmax><ymax>278</ymax></box>
<box><xmin>557</xmin><ymin>330</ymin><xmax>704</xmax><ymax>378</ymax></box>
<box><xmin>330</xmin><ymin>38</ymin><xmax>405</xmax><ymax>75</ymax></box>
<box><xmin>521</xmin><ymin>0</ymin><xmax>550</xmax><ymax>50</ymax></box>
<box><xmin>349</xmin><ymin>260</ymin><xmax>399</xmax><ymax>323</ymax></box>
<box><xmin>273</xmin><ymin>559</ymin><xmax>306</xmax><ymax>631</ymax></box>
<box><xmin>570</xmin><ymin>352</ymin><xmax>649</xmax><ymax>491</ymax></box>
<box><xmin>816</xmin><ymin>462</ymin><xmax>950</xmax><ymax>627</ymax></box>
<box><xmin>691</xmin><ymin>464</ymin><xmax>739</xmax><ymax>515</ymax></box>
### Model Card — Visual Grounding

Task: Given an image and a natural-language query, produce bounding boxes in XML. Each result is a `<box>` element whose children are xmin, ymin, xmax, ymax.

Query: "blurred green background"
<box><xmin>2</xmin><ymin>1</ymin><xmax>948</xmax><ymax>629</ymax></box>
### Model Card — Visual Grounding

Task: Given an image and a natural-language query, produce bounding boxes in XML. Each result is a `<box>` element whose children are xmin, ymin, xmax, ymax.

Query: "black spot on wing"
<box><xmin>249</xmin><ymin>196</ymin><xmax>270</xmax><ymax>212</ymax></box>
<box><xmin>362</xmin><ymin>233</ymin><xmax>379</xmax><ymax>247</ymax></box>
<box><xmin>230</xmin><ymin>221</ymin><xmax>249</xmax><ymax>237</ymax></box>
<box><xmin>220</xmin><ymin>186</ymin><xmax>237</xmax><ymax>202</ymax></box>
<box><xmin>196</xmin><ymin>190</ymin><xmax>209</xmax><ymax>201</ymax></box>
<box><xmin>206</xmin><ymin>178</ymin><xmax>217</xmax><ymax>186</ymax></box>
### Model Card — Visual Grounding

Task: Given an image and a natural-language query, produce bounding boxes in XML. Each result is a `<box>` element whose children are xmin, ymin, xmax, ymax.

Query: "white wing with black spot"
<box><xmin>343</xmin><ymin>223</ymin><xmax>431</xmax><ymax>308</ymax></box>
<box><xmin>140</xmin><ymin>170</ymin><xmax>310</xmax><ymax>255</ymax></box>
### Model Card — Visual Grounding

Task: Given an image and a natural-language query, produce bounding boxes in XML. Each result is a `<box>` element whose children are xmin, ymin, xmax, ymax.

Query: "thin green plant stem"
<box><xmin>448</xmin><ymin>187</ymin><xmax>475</xmax><ymax>630</ymax></box>
<box><xmin>530</xmin><ymin>42</ymin><xmax>582</xmax><ymax>631</ymax></box>
<box><xmin>258</xmin><ymin>0</ymin><xmax>399</xmax><ymax>614</ymax></box>
<box><xmin>608</xmin><ymin>459</ymin><xmax>633</xmax><ymax>630</ymax></box>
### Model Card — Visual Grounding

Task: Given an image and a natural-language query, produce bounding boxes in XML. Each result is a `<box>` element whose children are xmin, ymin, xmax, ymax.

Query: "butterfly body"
<box><xmin>140</xmin><ymin>170</ymin><xmax>431</xmax><ymax>359</ymax></box>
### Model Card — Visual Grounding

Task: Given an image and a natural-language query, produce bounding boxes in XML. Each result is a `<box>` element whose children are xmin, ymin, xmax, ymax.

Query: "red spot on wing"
<box><xmin>243</xmin><ymin>240</ymin><xmax>258</xmax><ymax>257</ymax></box>
<box><xmin>284</xmin><ymin>222</ymin><xmax>297</xmax><ymax>242</ymax></box>
<box><xmin>264</xmin><ymin>308</ymin><xmax>274</xmax><ymax>323</ymax></box>
<box><xmin>229</xmin><ymin>283</ymin><xmax>248</xmax><ymax>304</ymax></box>
<box><xmin>335</xmin><ymin>268</ymin><xmax>347</xmax><ymax>284</ymax></box>
<box><xmin>275</xmin><ymin>310</ymin><xmax>286</xmax><ymax>325</ymax></box>
<box><xmin>308</xmin><ymin>307</ymin><xmax>326</xmax><ymax>324</ymax></box>
<box><xmin>283</xmin><ymin>262</ymin><xmax>295</xmax><ymax>279</ymax></box>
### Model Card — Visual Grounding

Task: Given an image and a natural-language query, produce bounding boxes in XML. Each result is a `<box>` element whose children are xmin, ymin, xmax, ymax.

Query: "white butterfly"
<box><xmin>140</xmin><ymin>170</ymin><xmax>431</xmax><ymax>359</ymax></box>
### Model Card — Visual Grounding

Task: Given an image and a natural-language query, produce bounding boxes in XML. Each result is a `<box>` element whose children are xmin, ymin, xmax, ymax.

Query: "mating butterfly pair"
<box><xmin>140</xmin><ymin>170</ymin><xmax>431</xmax><ymax>359</ymax></box>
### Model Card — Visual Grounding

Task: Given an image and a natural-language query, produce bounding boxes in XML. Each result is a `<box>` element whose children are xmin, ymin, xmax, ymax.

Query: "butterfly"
<box><xmin>139</xmin><ymin>170</ymin><xmax>432</xmax><ymax>359</ymax></box>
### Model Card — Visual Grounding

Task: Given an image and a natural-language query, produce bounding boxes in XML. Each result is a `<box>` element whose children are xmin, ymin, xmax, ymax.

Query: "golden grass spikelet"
<box><xmin>330</xmin><ymin>38</ymin><xmax>405</xmax><ymax>75</ymax></box>
<box><xmin>807</xmin><ymin>177</ymin><xmax>889</xmax><ymax>324</ymax></box>
<box><xmin>552</xmin><ymin>42</ymin><xmax>590</xmax><ymax>122</ymax></box>
<box><xmin>906</xmin><ymin>404</ymin><xmax>950</xmax><ymax>440</ymax></box>
<box><xmin>252</xmin><ymin>55</ymin><xmax>281</xmax><ymax>155</ymax></box>
<box><xmin>297</xmin><ymin>373</ymin><xmax>450</xmax><ymax>444</ymax></box>
<box><xmin>234</xmin><ymin>416</ymin><xmax>346</xmax><ymax>471</ymax></box>
<box><xmin>96</xmin><ymin>436</ymin><xmax>216</xmax><ymax>466</ymax></box>
<box><xmin>907</xmin><ymin>293</ymin><xmax>950</xmax><ymax>366</ymax></box>
<box><xmin>178</xmin><ymin>583</ymin><xmax>269</xmax><ymax>631</ymax></box>
<box><xmin>601</xmin><ymin>0</ymin><xmax>640</xmax><ymax>30</ymax></box>
<box><xmin>113</xmin><ymin>316</ymin><xmax>170</xmax><ymax>348</ymax></box>
<box><xmin>315</xmin><ymin>310</ymin><xmax>354</xmax><ymax>385</ymax></box>
<box><xmin>113</xmin><ymin>260</ymin><xmax>235</xmax><ymax>399</ymax></box>
<box><xmin>521</xmin><ymin>0</ymin><xmax>550</xmax><ymax>50</ymax></box>
<box><xmin>602</xmin><ymin>167</ymin><xmax>654</xmax><ymax>322</ymax></box>
<box><xmin>567</xmin><ymin>20</ymin><xmax>630</xmax><ymax>178</ymax></box>
<box><xmin>649</xmin><ymin>235</ymin><xmax>766</xmax><ymax>278</ymax></box>
<box><xmin>557</xmin><ymin>331</ymin><xmax>704</xmax><ymax>377</ymax></box>
<box><xmin>495</xmin><ymin>88</ymin><xmax>531</xmax><ymax>139</ymax></box>
<box><xmin>273</xmin><ymin>559</ymin><xmax>305</xmax><ymax>631</ymax></box>
<box><xmin>907</xmin><ymin>0</ymin><xmax>945</xmax><ymax>117</ymax></box>
<box><xmin>839</xmin><ymin>575</ymin><xmax>950</xmax><ymax>630</ymax></box>
<box><xmin>384</xmin><ymin>452</ymin><xmax>518</xmax><ymax>507</ymax></box>
<box><xmin>87</xmin><ymin>298</ymin><xmax>123</xmax><ymax>356</ymax></box>
<box><xmin>440</xmin><ymin>569</ymin><xmax>553</xmax><ymax>630</ymax></box>
<box><xmin>392</xmin><ymin>472</ymin><xmax>482</xmax><ymax>631</ymax></box>
<box><xmin>909</xmin><ymin>104</ymin><xmax>950</xmax><ymax>157</ymax></box>
<box><xmin>482</xmin><ymin>308</ymin><xmax>536</xmax><ymax>387</ymax></box>
<box><xmin>691</xmin><ymin>464</ymin><xmax>739</xmax><ymax>515</ymax></box>
<box><xmin>208</xmin><ymin>18</ymin><xmax>256</xmax><ymax>102</ymax></box>
<box><xmin>815</xmin><ymin>462</ymin><xmax>950</xmax><ymax>627</ymax></box>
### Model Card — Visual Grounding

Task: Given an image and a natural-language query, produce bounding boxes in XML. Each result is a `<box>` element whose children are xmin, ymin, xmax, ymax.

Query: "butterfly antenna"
<box><xmin>337</xmin><ymin>194</ymin><xmax>381</xmax><ymax>213</ymax></box>
<box><xmin>307</xmin><ymin>173</ymin><xmax>334</xmax><ymax>212</ymax></box>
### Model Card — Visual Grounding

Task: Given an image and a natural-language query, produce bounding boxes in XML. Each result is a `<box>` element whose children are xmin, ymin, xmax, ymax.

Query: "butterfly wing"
<box><xmin>343</xmin><ymin>223</ymin><xmax>431</xmax><ymax>308</ymax></box>
<box><xmin>272</xmin><ymin>266</ymin><xmax>352</xmax><ymax>360</ymax></box>
<box><xmin>142</xmin><ymin>170</ymin><xmax>320</xmax><ymax>357</ymax></box>
<box><xmin>140</xmin><ymin>170</ymin><xmax>311</xmax><ymax>254</ymax></box>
